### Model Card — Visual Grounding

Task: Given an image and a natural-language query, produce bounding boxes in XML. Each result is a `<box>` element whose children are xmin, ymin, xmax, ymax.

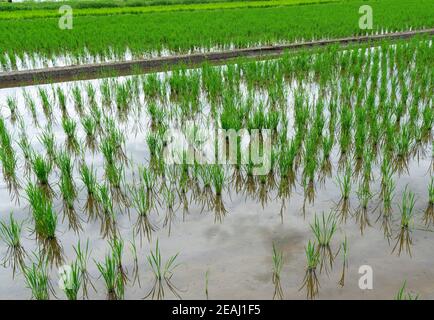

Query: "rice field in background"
<box><xmin>0</xmin><ymin>0</ymin><xmax>433</xmax><ymax>72</ymax></box>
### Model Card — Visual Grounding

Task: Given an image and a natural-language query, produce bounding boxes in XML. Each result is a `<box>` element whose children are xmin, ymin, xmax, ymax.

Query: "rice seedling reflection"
<box><xmin>338</xmin><ymin>236</ymin><xmax>348</xmax><ymax>287</ymax></box>
<box><xmin>423</xmin><ymin>178</ymin><xmax>434</xmax><ymax>226</ymax></box>
<box><xmin>271</xmin><ymin>243</ymin><xmax>284</xmax><ymax>300</ymax></box>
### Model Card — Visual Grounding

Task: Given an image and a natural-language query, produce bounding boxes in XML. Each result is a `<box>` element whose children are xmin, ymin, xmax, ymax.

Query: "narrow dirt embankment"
<box><xmin>0</xmin><ymin>28</ymin><xmax>433</xmax><ymax>89</ymax></box>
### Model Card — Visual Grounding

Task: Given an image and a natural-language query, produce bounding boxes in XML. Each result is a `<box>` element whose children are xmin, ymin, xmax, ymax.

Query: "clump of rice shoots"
<box><xmin>130</xmin><ymin>183</ymin><xmax>155</xmax><ymax>243</ymax></box>
<box><xmin>144</xmin><ymin>240</ymin><xmax>181</xmax><ymax>300</ymax></box>
<box><xmin>336</xmin><ymin>166</ymin><xmax>352</xmax><ymax>222</ymax></box>
<box><xmin>60</xmin><ymin>260</ymin><xmax>82</xmax><ymax>300</ymax></box>
<box><xmin>31</xmin><ymin>153</ymin><xmax>53</xmax><ymax>195</ymax></box>
<box><xmin>354</xmin><ymin>182</ymin><xmax>373</xmax><ymax>235</ymax></box>
<box><xmin>23</xmin><ymin>254</ymin><xmax>51</xmax><ymax>300</ymax></box>
<box><xmin>299</xmin><ymin>240</ymin><xmax>320</xmax><ymax>300</ymax></box>
<box><xmin>392</xmin><ymin>186</ymin><xmax>416</xmax><ymax>257</ymax></box>
<box><xmin>80</xmin><ymin>163</ymin><xmax>98</xmax><ymax>220</ymax></box>
<box><xmin>81</xmin><ymin>115</ymin><xmax>97</xmax><ymax>151</ymax></box>
<box><xmin>96</xmin><ymin>184</ymin><xmax>117</xmax><ymax>238</ymax></box>
<box><xmin>0</xmin><ymin>117</ymin><xmax>19</xmax><ymax>196</ymax></box>
<box><xmin>310</xmin><ymin>212</ymin><xmax>338</xmax><ymax>273</ymax></box>
<box><xmin>62</xmin><ymin>118</ymin><xmax>80</xmax><ymax>152</ymax></box>
<box><xmin>211</xmin><ymin>165</ymin><xmax>227</xmax><ymax>222</ymax></box>
<box><xmin>96</xmin><ymin>252</ymin><xmax>124</xmax><ymax>300</ymax></box>
<box><xmin>0</xmin><ymin>213</ymin><xmax>26</xmax><ymax>276</ymax></box>
<box><xmin>73</xmin><ymin>239</ymin><xmax>95</xmax><ymax>298</ymax></box>
<box><xmin>25</xmin><ymin>183</ymin><xmax>63</xmax><ymax>265</ymax></box>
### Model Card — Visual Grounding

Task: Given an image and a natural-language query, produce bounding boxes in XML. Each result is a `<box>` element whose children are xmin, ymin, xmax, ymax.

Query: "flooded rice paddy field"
<box><xmin>0</xmin><ymin>40</ymin><xmax>432</xmax><ymax>299</ymax></box>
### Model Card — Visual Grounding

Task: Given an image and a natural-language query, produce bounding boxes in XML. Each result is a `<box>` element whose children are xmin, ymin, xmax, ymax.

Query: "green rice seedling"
<box><xmin>38</xmin><ymin>88</ymin><xmax>53</xmax><ymax>118</ymax></box>
<box><xmin>25</xmin><ymin>183</ymin><xmax>57</xmax><ymax>240</ymax></box>
<box><xmin>90</xmin><ymin>101</ymin><xmax>102</xmax><ymax>129</ymax></box>
<box><xmin>110</xmin><ymin>237</ymin><xmax>128</xmax><ymax>287</ymax></box>
<box><xmin>130</xmin><ymin>183</ymin><xmax>155</xmax><ymax>243</ymax></box>
<box><xmin>162</xmin><ymin>182</ymin><xmax>177</xmax><ymax>236</ymax></box>
<box><xmin>210</xmin><ymin>165</ymin><xmax>227</xmax><ymax>222</ymax></box>
<box><xmin>145</xmin><ymin>240</ymin><xmax>181</xmax><ymax>300</ymax></box>
<box><xmin>0</xmin><ymin>117</ymin><xmax>18</xmax><ymax>191</ymax></box>
<box><xmin>320</xmin><ymin>135</ymin><xmax>333</xmax><ymax>177</ymax></box>
<box><xmin>0</xmin><ymin>213</ymin><xmax>26</xmax><ymax>276</ymax></box>
<box><xmin>73</xmin><ymin>239</ymin><xmax>95</xmax><ymax>298</ymax></box>
<box><xmin>395</xmin><ymin>281</ymin><xmax>419</xmax><ymax>300</ymax></box>
<box><xmin>31</xmin><ymin>154</ymin><xmax>52</xmax><ymax>190</ymax></box>
<box><xmin>310</xmin><ymin>212</ymin><xmax>337</xmax><ymax>273</ymax></box>
<box><xmin>6</xmin><ymin>96</ymin><xmax>18</xmax><ymax>122</ymax></box>
<box><xmin>96</xmin><ymin>184</ymin><xmax>117</xmax><ymax>238</ymax></box>
<box><xmin>100</xmin><ymin>136</ymin><xmax>116</xmax><ymax>165</ymax></box>
<box><xmin>354</xmin><ymin>182</ymin><xmax>373</xmax><ymax>235</ymax></box>
<box><xmin>56</xmin><ymin>87</ymin><xmax>67</xmax><ymax>113</ymax></box>
<box><xmin>23</xmin><ymin>90</ymin><xmax>38</xmax><ymax>124</ymax></box>
<box><xmin>0</xmin><ymin>138</ymin><xmax>18</xmax><ymax>193</ymax></box>
<box><xmin>130</xmin><ymin>238</ymin><xmax>141</xmax><ymax>287</ymax></box>
<box><xmin>395</xmin><ymin>126</ymin><xmax>412</xmax><ymax>173</ymax></box>
<box><xmin>72</xmin><ymin>85</ymin><xmax>83</xmax><ymax>113</ymax></box>
<box><xmin>56</xmin><ymin>150</ymin><xmax>74</xmax><ymax>180</ymax></box>
<box><xmin>299</xmin><ymin>240</ymin><xmax>320</xmax><ymax>300</ymax></box>
<box><xmin>393</xmin><ymin>186</ymin><xmax>416</xmax><ymax>257</ymax></box>
<box><xmin>23</xmin><ymin>254</ymin><xmax>51</xmax><ymax>300</ymax></box>
<box><xmin>38</xmin><ymin>126</ymin><xmax>56</xmax><ymax>161</ymax></box>
<box><xmin>271</xmin><ymin>243</ymin><xmax>284</xmax><ymax>300</ymax></box>
<box><xmin>95</xmin><ymin>252</ymin><xmax>124</xmax><ymax>300</ymax></box>
<box><xmin>421</xmin><ymin>104</ymin><xmax>433</xmax><ymax>135</ymax></box>
<box><xmin>80</xmin><ymin>163</ymin><xmax>98</xmax><ymax>219</ymax></box>
<box><xmin>86</xmin><ymin>83</ymin><xmax>96</xmax><ymax>105</ymax></box>
<box><xmin>18</xmin><ymin>131</ymin><xmax>33</xmax><ymax>171</ymax></box>
<box><xmin>338</xmin><ymin>236</ymin><xmax>348</xmax><ymax>287</ymax></box>
<box><xmin>335</xmin><ymin>166</ymin><xmax>352</xmax><ymax>222</ymax></box>
<box><xmin>423</xmin><ymin>178</ymin><xmax>434</xmax><ymax>226</ymax></box>
<box><xmin>81</xmin><ymin>115</ymin><xmax>97</xmax><ymax>150</ymax></box>
<box><xmin>100</xmin><ymin>79</ymin><xmax>112</xmax><ymax>106</ymax></box>
<box><xmin>60</xmin><ymin>260</ymin><xmax>82</xmax><ymax>300</ymax></box>
<box><xmin>139</xmin><ymin>166</ymin><xmax>158</xmax><ymax>209</ymax></box>
<box><xmin>379</xmin><ymin>174</ymin><xmax>395</xmax><ymax>241</ymax></box>
<box><xmin>62</xmin><ymin>118</ymin><xmax>80</xmax><ymax>152</ymax></box>
<box><xmin>105</xmin><ymin>162</ymin><xmax>124</xmax><ymax>190</ymax></box>
<box><xmin>59</xmin><ymin>174</ymin><xmax>81</xmax><ymax>232</ymax></box>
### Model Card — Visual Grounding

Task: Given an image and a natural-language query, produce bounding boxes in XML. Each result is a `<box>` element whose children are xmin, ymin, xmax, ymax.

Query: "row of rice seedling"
<box><xmin>0</xmin><ymin>0</ymin><xmax>432</xmax><ymax>71</ymax></box>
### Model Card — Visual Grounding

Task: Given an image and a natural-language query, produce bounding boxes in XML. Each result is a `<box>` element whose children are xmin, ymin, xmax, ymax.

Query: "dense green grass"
<box><xmin>0</xmin><ymin>0</ymin><xmax>338</xmax><ymax>19</ymax></box>
<box><xmin>0</xmin><ymin>0</ymin><xmax>334</xmax><ymax>13</ymax></box>
<box><xmin>0</xmin><ymin>0</ymin><xmax>431</xmax><ymax>62</ymax></box>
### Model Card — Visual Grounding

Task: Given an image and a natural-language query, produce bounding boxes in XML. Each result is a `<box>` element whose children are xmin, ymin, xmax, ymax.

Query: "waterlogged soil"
<box><xmin>0</xmin><ymin>49</ymin><xmax>433</xmax><ymax>299</ymax></box>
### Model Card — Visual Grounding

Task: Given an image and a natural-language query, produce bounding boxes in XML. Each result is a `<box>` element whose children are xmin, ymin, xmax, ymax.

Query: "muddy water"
<box><xmin>0</xmin><ymin>70</ymin><xmax>432</xmax><ymax>300</ymax></box>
